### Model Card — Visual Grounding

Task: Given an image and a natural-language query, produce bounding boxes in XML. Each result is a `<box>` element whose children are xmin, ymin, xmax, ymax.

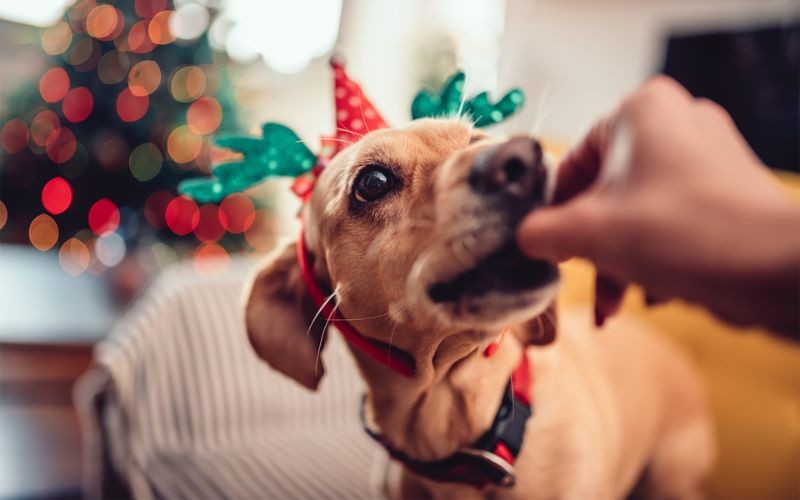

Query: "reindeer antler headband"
<box><xmin>178</xmin><ymin>60</ymin><xmax>525</xmax><ymax>203</ymax></box>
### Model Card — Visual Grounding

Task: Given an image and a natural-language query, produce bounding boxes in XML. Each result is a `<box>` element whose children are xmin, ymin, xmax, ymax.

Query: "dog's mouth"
<box><xmin>427</xmin><ymin>241</ymin><xmax>558</xmax><ymax>303</ymax></box>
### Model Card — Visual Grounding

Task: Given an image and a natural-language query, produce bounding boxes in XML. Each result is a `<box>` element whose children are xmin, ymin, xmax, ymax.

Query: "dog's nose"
<box><xmin>469</xmin><ymin>137</ymin><xmax>545</xmax><ymax>200</ymax></box>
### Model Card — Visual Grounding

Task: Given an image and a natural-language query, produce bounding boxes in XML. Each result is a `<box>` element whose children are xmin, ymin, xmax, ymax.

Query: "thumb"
<box><xmin>515</xmin><ymin>199</ymin><xmax>601</xmax><ymax>262</ymax></box>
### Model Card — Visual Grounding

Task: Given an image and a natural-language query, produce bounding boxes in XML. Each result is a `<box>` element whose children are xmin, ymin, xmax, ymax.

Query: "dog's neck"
<box><xmin>350</xmin><ymin>324</ymin><xmax>525</xmax><ymax>461</ymax></box>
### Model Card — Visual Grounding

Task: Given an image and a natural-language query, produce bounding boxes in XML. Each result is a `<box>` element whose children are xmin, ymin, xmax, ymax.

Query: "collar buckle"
<box><xmin>455</xmin><ymin>448</ymin><xmax>517</xmax><ymax>487</ymax></box>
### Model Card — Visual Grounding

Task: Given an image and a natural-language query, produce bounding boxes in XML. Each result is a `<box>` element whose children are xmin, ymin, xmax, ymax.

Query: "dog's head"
<box><xmin>246</xmin><ymin>118</ymin><xmax>559</xmax><ymax>389</ymax></box>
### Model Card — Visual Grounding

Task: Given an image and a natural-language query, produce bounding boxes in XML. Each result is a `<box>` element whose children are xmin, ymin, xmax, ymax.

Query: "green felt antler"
<box><xmin>411</xmin><ymin>72</ymin><xmax>525</xmax><ymax>128</ymax></box>
<box><xmin>178</xmin><ymin>123</ymin><xmax>317</xmax><ymax>203</ymax></box>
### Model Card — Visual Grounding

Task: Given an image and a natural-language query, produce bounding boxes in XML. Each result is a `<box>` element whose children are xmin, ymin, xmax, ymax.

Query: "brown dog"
<box><xmin>245</xmin><ymin>118</ymin><xmax>714</xmax><ymax>499</ymax></box>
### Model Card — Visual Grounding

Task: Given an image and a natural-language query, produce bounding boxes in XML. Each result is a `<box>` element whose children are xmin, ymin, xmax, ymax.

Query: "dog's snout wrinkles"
<box><xmin>469</xmin><ymin>137</ymin><xmax>545</xmax><ymax>201</ymax></box>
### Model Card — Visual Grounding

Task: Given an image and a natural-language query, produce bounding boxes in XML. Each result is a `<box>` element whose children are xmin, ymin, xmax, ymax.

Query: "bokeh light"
<box><xmin>129</xmin><ymin>142</ymin><xmax>163</xmax><ymax>181</ymax></box>
<box><xmin>59</xmin><ymin>142</ymin><xmax>89</xmax><ymax>178</ymax></box>
<box><xmin>69</xmin><ymin>37</ymin><xmax>100</xmax><ymax>72</ymax></box>
<box><xmin>59</xmin><ymin>238</ymin><xmax>90</xmax><ymax>275</ymax></box>
<box><xmin>88</xmin><ymin>198</ymin><xmax>121</xmax><ymax>236</ymax></box>
<box><xmin>41</xmin><ymin>21</ymin><xmax>73</xmax><ymax>55</ymax></box>
<box><xmin>97</xmin><ymin>50</ymin><xmax>130</xmax><ymax>84</ymax></box>
<box><xmin>186</xmin><ymin>96</ymin><xmax>222</xmax><ymax>135</ymax></box>
<box><xmin>194</xmin><ymin>204</ymin><xmax>225</xmax><ymax>242</ymax></box>
<box><xmin>148</xmin><ymin>11</ymin><xmax>176</xmax><ymax>45</ymax></box>
<box><xmin>166</xmin><ymin>125</ymin><xmax>202</xmax><ymax>164</ymax></box>
<box><xmin>45</xmin><ymin>127</ymin><xmax>77</xmax><ymax>164</ymax></box>
<box><xmin>116</xmin><ymin>88</ymin><xmax>149</xmax><ymax>122</ymax></box>
<box><xmin>128</xmin><ymin>60</ymin><xmax>161</xmax><ymax>96</ymax></box>
<box><xmin>30</xmin><ymin>109</ymin><xmax>60</xmax><ymax>147</ymax></box>
<box><xmin>95</xmin><ymin>134</ymin><xmax>130</xmax><ymax>171</ymax></box>
<box><xmin>1</xmin><ymin>119</ymin><xmax>30</xmax><ymax>154</ymax></box>
<box><xmin>39</xmin><ymin>67</ymin><xmax>70</xmax><ymax>103</ymax></box>
<box><xmin>165</xmin><ymin>195</ymin><xmax>199</xmax><ymax>235</ymax></box>
<box><xmin>0</xmin><ymin>200</ymin><xmax>7</xmax><ymax>231</ymax></box>
<box><xmin>62</xmin><ymin>87</ymin><xmax>94</xmax><ymax>123</ymax></box>
<box><xmin>128</xmin><ymin>20</ymin><xmax>156</xmax><ymax>54</ymax></box>
<box><xmin>169</xmin><ymin>65</ymin><xmax>206</xmax><ymax>102</ymax></box>
<box><xmin>85</xmin><ymin>4</ymin><xmax>123</xmax><ymax>41</ymax></box>
<box><xmin>95</xmin><ymin>232</ymin><xmax>126</xmax><ymax>267</ymax></box>
<box><xmin>135</xmin><ymin>0</ymin><xmax>167</xmax><ymax>19</ymax></box>
<box><xmin>219</xmin><ymin>194</ymin><xmax>255</xmax><ymax>234</ymax></box>
<box><xmin>144</xmin><ymin>190</ymin><xmax>173</xmax><ymax>229</ymax></box>
<box><xmin>41</xmin><ymin>177</ymin><xmax>73</xmax><ymax>215</ymax></box>
<box><xmin>244</xmin><ymin>209</ymin><xmax>278</xmax><ymax>251</ymax></box>
<box><xmin>29</xmin><ymin>214</ymin><xmax>59</xmax><ymax>251</ymax></box>
<box><xmin>170</xmin><ymin>3</ymin><xmax>209</xmax><ymax>41</ymax></box>
<box><xmin>193</xmin><ymin>242</ymin><xmax>229</xmax><ymax>274</ymax></box>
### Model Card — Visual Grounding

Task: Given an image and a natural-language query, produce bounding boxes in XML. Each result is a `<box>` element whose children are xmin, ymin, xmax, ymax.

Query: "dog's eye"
<box><xmin>353</xmin><ymin>166</ymin><xmax>395</xmax><ymax>203</ymax></box>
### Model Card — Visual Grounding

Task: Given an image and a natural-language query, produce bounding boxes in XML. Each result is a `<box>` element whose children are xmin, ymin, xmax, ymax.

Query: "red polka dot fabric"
<box><xmin>329</xmin><ymin>60</ymin><xmax>388</xmax><ymax>156</ymax></box>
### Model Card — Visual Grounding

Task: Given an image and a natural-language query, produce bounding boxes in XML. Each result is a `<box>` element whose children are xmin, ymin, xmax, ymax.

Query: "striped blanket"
<box><xmin>76</xmin><ymin>259</ymin><xmax>389</xmax><ymax>499</ymax></box>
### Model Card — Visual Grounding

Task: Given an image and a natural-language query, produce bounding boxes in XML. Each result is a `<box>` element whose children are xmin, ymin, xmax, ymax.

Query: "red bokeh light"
<box><xmin>30</xmin><ymin>110</ymin><xmax>60</xmax><ymax>147</ymax></box>
<box><xmin>194</xmin><ymin>204</ymin><xmax>225</xmax><ymax>242</ymax></box>
<box><xmin>134</xmin><ymin>0</ymin><xmax>167</xmax><ymax>18</ymax></box>
<box><xmin>143</xmin><ymin>190</ymin><xmax>173</xmax><ymax>229</ymax></box>
<box><xmin>39</xmin><ymin>68</ymin><xmax>70</xmax><ymax>103</ymax></box>
<box><xmin>128</xmin><ymin>20</ymin><xmax>156</xmax><ymax>54</ymax></box>
<box><xmin>62</xmin><ymin>87</ymin><xmax>94</xmax><ymax>123</ymax></box>
<box><xmin>165</xmin><ymin>195</ymin><xmax>200</xmax><ymax>235</ymax></box>
<box><xmin>88</xmin><ymin>198</ymin><xmax>121</xmax><ymax>236</ymax></box>
<box><xmin>193</xmin><ymin>242</ymin><xmax>230</xmax><ymax>274</ymax></box>
<box><xmin>116</xmin><ymin>88</ymin><xmax>149</xmax><ymax>122</ymax></box>
<box><xmin>45</xmin><ymin>127</ymin><xmax>77</xmax><ymax>164</ymax></box>
<box><xmin>1</xmin><ymin>119</ymin><xmax>30</xmax><ymax>154</ymax></box>
<box><xmin>41</xmin><ymin>177</ymin><xmax>73</xmax><ymax>215</ymax></box>
<box><xmin>218</xmin><ymin>194</ymin><xmax>255</xmax><ymax>234</ymax></box>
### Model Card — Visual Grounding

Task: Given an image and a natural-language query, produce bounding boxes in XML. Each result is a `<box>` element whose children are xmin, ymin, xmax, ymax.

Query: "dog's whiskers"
<box><xmin>530</xmin><ymin>83</ymin><xmax>552</xmax><ymax>137</ymax></box>
<box><xmin>336</xmin><ymin>126</ymin><xmax>364</xmax><ymax>140</ymax></box>
<box><xmin>306</xmin><ymin>287</ymin><xmax>339</xmax><ymax>340</ymax></box>
<box><xmin>315</xmin><ymin>283</ymin><xmax>343</xmax><ymax>376</ymax></box>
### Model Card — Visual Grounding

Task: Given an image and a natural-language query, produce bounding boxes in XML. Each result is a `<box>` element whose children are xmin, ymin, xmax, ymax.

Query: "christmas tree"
<box><xmin>0</xmin><ymin>0</ymin><xmax>266</xmax><ymax>277</ymax></box>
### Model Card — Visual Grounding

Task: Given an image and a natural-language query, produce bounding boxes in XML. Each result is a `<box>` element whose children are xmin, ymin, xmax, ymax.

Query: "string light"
<box><xmin>166</xmin><ymin>125</ymin><xmax>201</xmax><ymax>164</ymax></box>
<box><xmin>88</xmin><ymin>198</ymin><xmax>121</xmax><ymax>236</ymax></box>
<box><xmin>69</xmin><ymin>37</ymin><xmax>100</xmax><ymax>71</ymax></box>
<box><xmin>244</xmin><ymin>209</ymin><xmax>277</xmax><ymax>251</ymax></box>
<box><xmin>143</xmin><ymin>190</ymin><xmax>173</xmax><ymax>229</ymax></box>
<box><xmin>95</xmin><ymin>232</ymin><xmax>126</xmax><ymax>267</ymax></box>
<box><xmin>1</xmin><ymin>119</ymin><xmax>29</xmax><ymax>154</ymax></box>
<box><xmin>59</xmin><ymin>237</ymin><xmax>90</xmax><ymax>276</ymax></box>
<box><xmin>218</xmin><ymin>194</ymin><xmax>255</xmax><ymax>234</ymax></box>
<box><xmin>62</xmin><ymin>87</ymin><xmax>94</xmax><ymax>123</ymax></box>
<box><xmin>129</xmin><ymin>142</ymin><xmax>163</xmax><ymax>181</ymax></box>
<box><xmin>187</xmin><ymin>96</ymin><xmax>221</xmax><ymax>135</ymax></box>
<box><xmin>97</xmin><ymin>50</ymin><xmax>130</xmax><ymax>85</ymax></box>
<box><xmin>95</xmin><ymin>134</ymin><xmax>129</xmax><ymax>171</ymax></box>
<box><xmin>29</xmin><ymin>214</ymin><xmax>59</xmax><ymax>251</ymax></box>
<box><xmin>39</xmin><ymin>67</ymin><xmax>70</xmax><ymax>103</ymax></box>
<box><xmin>41</xmin><ymin>21</ymin><xmax>73</xmax><ymax>55</ymax></box>
<box><xmin>193</xmin><ymin>242</ymin><xmax>229</xmax><ymax>274</ymax></box>
<box><xmin>128</xmin><ymin>60</ymin><xmax>161</xmax><ymax>96</ymax></box>
<box><xmin>30</xmin><ymin>109</ymin><xmax>60</xmax><ymax>147</ymax></box>
<box><xmin>116</xmin><ymin>87</ymin><xmax>149</xmax><ymax>122</ymax></box>
<box><xmin>45</xmin><ymin>127</ymin><xmax>77</xmax><ymax>164</ymax></box>
<box><xmin>170</xmin><ymin>3</ymin><xmax>209</xmax><ymax>41</ymax></box>
<box><xmin>134</xmin><ymin>0</ymin><xmax>167</xmax><ymax>19</ymax></box>
<box><xmin>41</xmin><ymin>177</ymin><xmax>73</xmax><ymax>215</ymax></box>
<box><xmin>165</xmin><ymin>195</ymin><xmax>199</xmax><ymax>235</ymax></box>
<box><xmin>0</xmin><ymin>200</ymin><xmax>7</xmax><ymax>231</ymax></box>
<box><xmin>194</xmin><ymin>204</ymin><xmax>225</xmax><ymax>242</ymax></box>
<box><xmin>85</xmin><ymin>4</ymin><xmax>123</xmax><ymax>41</ymax></box>
<box><xmin>148</xmin><ymin>11</ymin><xmax>175</xmax><ymax>45</ymax></box>
<box><xmin>128</xmin><ymin>20</ymin><xmax>156</xmax><ymax>54</ymax></box>
<box><xmin>169</xmin><ymin>65</ymin><xmax>205</xmax><ymax>102</ymax></box>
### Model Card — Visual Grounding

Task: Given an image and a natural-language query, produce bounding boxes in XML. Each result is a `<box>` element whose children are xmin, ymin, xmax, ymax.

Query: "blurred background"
<box><xmin>0</xmin><ymin>0</ymin><xmax>797</xmax><ymax>498</ymax></box>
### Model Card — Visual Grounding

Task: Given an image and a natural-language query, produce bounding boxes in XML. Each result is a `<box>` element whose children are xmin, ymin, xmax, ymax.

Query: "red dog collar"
<box><xmin>296</xmin><ymin>226</ymin><xmax>416</xmax><ymax>377</ymax></box>
<box><xmin>363</xmin><ymin>353</ymin><xmax>533</xmax><ymax>489</ymax></box>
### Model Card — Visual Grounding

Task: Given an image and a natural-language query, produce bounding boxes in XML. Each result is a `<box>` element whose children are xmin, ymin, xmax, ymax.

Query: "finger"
<box><xmin>554</xmin><ymin>114</ymin><xmax>615</xmax><ymax>204</ymax></box>
<box><xmin>594</xmin><ymin>273</ymin><xmax>627</xmax><ymax>327</ymax></box>
<box><xmin>516</xmin><ymin>198</ymin><xmax>601</xmax><ymax>262</ymax></box>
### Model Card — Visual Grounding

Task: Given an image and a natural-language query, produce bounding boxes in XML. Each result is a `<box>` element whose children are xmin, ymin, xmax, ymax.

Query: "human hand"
<box><xmin>517</xmin><ymin>77</ymin><xmax>800</xmax><ymax>336</ymax></box>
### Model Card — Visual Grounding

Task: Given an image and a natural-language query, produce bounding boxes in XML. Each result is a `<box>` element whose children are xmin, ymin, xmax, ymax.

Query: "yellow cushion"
<box><xmin>555</xmin><ymin>171</ymin><xmax>799</xmax><ymax>498</ymax></box>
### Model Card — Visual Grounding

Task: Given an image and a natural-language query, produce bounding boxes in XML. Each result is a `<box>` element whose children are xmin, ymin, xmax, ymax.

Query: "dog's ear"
<box><xmin>515</xmin><ymin>304</ymin><xmax>558</xmax><ymax>346</ymax></box>
<box><xmin>245</xmin><ymin>243</ymin><xmax>328</xmax><ymax>390</ymax></box>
